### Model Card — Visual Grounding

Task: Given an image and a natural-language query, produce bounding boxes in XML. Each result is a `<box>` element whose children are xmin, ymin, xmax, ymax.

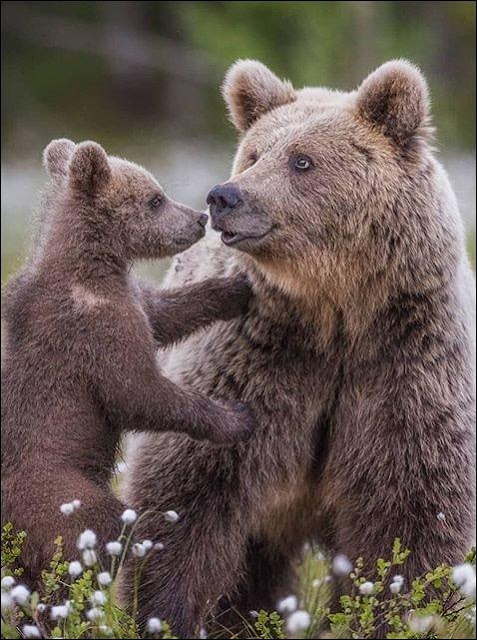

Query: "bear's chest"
<box><xmin>163</xmin><ymin>309</ymin><xmax>342</xmax><ymax>437</ymax></box>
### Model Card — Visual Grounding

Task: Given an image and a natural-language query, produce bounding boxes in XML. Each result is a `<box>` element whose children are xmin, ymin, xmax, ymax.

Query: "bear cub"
<box><xmin>1</xmin><ymin>139</ymin><xmax>253</xmax><ymax>587</ymax></box>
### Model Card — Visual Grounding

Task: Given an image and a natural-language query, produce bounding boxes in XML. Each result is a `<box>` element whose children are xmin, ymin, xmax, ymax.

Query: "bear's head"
<box><xmin>208</xmin><ymin>60</ymin><xmax>456</xmax><ymax>306</ymax></box>
<box><xmin>42</xmin><ymin>140</ymin><xmax>208</xmax><ymax>261</ymax></box>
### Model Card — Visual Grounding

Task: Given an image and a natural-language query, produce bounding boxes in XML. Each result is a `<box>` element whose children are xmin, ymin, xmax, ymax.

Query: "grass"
<box><xmin>1</xmin><ymin>519</ymin><xmax>476</xmax><ymax>640</ymax></box>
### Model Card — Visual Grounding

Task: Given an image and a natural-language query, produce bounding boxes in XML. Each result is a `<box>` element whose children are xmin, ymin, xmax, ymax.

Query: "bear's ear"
<box><xmin>222</xmin><ymin>60</ymin><xmax>296</xmax><ymax>132</ymax></box>
<box><xmin>68</xmin><ymin>141</ymin><xmax>111</xmax><ymax>195</ymax></box>
<box><xmin>43</xmin><ymin>139</ymin><xmax>76</xmax><ymax>180</ymax></box>
<box><xmin>356</xmin><ymin>60</ymin><xmax>431</xmax><ymax>145</ymax></box>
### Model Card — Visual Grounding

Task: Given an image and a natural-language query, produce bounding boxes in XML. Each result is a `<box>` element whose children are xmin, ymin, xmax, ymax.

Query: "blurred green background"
<box><xmin>1</xmin><ymin>1</ymin><xmax>475</xmax><ymax>282</ymax></box>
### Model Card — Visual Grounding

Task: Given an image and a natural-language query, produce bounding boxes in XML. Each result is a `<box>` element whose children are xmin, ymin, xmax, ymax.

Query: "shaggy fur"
<box><xmin>123</xmin><ymin>60</ymin><xmax>475</xmax><ymax>638</ymax></box>
<box><xmin>1</xmin><ymin>139</ymin><xmax>254</xmax><ymax>587</ymax></box>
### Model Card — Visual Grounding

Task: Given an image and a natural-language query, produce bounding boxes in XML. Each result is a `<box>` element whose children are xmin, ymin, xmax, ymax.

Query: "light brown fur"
<box><xmin>123</xmin><ymin>60</ymin><xmax>475</xmax><ymax>638</ymax></box>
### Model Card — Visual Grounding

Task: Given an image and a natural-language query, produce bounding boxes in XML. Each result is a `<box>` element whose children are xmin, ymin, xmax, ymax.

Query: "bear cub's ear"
<box><xmin>68</xmin><ymin>141</ymin><xmax>111</xmax><ymax>195</ymax></box>
<box><xmin>222</xmin><ymin>60</ymin><xmax>296</xmax><ymax>132</ymax></box>
<box><xmin>43</xmin><ymin>139</ymin><xmax>76</xmax><ymax>180</ymax></box>
<box><xmin>356</xmin><ymin>60</ymin><xmax>431</xmax><ymax>145</ymax></box>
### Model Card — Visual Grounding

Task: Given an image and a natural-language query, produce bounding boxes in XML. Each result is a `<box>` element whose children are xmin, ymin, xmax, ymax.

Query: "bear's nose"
<box><xmin>207</xmin><ymin>184</ymin><xmax>242</xmax><ymax>223</ymax></box>
<box><xmin>198</xmin><ymin>213</ymin><xmax>209</xmax><ymax>227</ymax></box>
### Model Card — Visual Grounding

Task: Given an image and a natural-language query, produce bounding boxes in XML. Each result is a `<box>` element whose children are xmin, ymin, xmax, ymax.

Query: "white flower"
<box><xmin>11</xmin><ymin>584</ymin><xmax>30</xmax><ymax>605</ymax></box>
<box><xmin>154</xmin><ymin>542</ymin><xmax>165</xmax><ymax>551</ymax></box>
<box><xmin>332</xmin><ymin>554</ymin><xmax>352</xmax><ymax>576</ymax></box>
<box><xmin>452</xmin><ymin>563</ymin><xmax>476</xmax><ymax>599</ymax></box>
<box><xmin>82</xmin><ymin>549</ymin><xmax>97</xmax><ymax>567</ymax></box>
<box><xmin>36</xmin><ymin>603</ymin><xmax>46</xmax><ymax>613</ymax></box>
<box><xmin>121</xmin><ymin>509</ymin><xmax>137</xmax><ymax>524</ymax></box>
<box><xmin>1</xmin><ymin>592</ymin><xmax>13</xmax><ymax>612</ymax></box>
<box><xmin>97</xmin><ymin>572</ymin><xmax>112</xmax><ymax>586</ymax></box>
<box><xmin>91</xmin><ymin>590</ymin><xmax>107</xmax><ymax>606</ymax></box>
<box><xmin>22</xmin><ymin>624</ymin><xmax>41</xmax><ymax>639</ymax></box>
<box><xmin>408</xmin><ymin>614</ymin><xmax>433</xmax><ymax>633</ymax></box>
<box><xmin>86</xmin><ymin>607</ymin><xmax>103</xmax><ymax>620</ymax></box>
<box><xmin>132</xmin><ymin>543</ymin><xmax>146</xmax><ymax>558</ymax></box>
<box><xmin>147</xmin><ymin>617</ymin><xmax>162</xmax><ymax>634</ymax></box>
<box><xmin>199</xmin><ymin>628</ymin><xmax>207</xmax><ymax>639</ymax></box>
<box><xmin>106</xmin><ymin>541</ymin><xmax>122</xmax><ymax>556</ymax></box>
<box><xmin>1</xmin><ymin>576</ymin><xmax>15</xmax><ymax>589</ymax></box>
<box><xmin>277</xmin><ymin>595</ymin><xmax>298</xmax><ymax>614</ymax></box>
<box><xmin>436</xmin><ymin>511</ymin><xmax>446</xmax><ymax>522</ymax></box>
<box><xmin>22</xmin><ymin>624</ymin><xmax>42</xmax><ymax>639</ymax></box>
<box><xmin>312</xmin><ymin>578</ymin><xmax>323</xmax><ymax>588</ymax></box>
<box><xmin>99</xmin><ymin>625</ymin><xmax>113</xmax><ymax>635</ymax></box>
<box><xmin>286</xmin><ymin>610</ymin><xmax>311</xmax><ymax>635</ymax></box>
<box><xmin>249</xmin><ymin>610</ymin><xmax>259</xmax><ymax>618</ymax></box>
<box><xmin>390</xmin><ymin>581</ymin><xmax>402</xmax><ymax>594</ymax></box>
<box><xmin>72</xmin><ymin>499</ymin><xmax>82</xmax><ymax>509</ymax></box>
<box><xmin>359</xmin><ymin>581</ymin><xmax>374</xmax><ymax>596</ymax></box>
<box><xmin>142</xmin><ymin>539</ymin><xmax>153</xmax><ymax>551</ymax></box>
<box><xmin>390</xmin><ymin>574</ymin><xmax>404</xmax><ymax>594</ymax></box>
<box><xmin>51</xmin><ymin>603</ymin><xmax>70</xmax><ymax>620</ymax></box>
<box><xmin>164</xmin><ymin>510</ymin><xmax>180</xmax><ymax>523</ymax></box>
<box><xmin>315</xmin><ymin>551</ymin><xmax>325</xmax><ymax>561</ymax></box>
<box><xmin>77</xmin><ymin>529</ymin><xmax>97</xmax><ymax>550</ymax></box>
<box><xmin>68</xmin><ymin>561</ymin><xmax>83</xmax><ymax>578</ymax></box>
<box><xmin>60</xmin><ymin>502</ymin><xmax>75</xmax><ymax>516</ymax></box>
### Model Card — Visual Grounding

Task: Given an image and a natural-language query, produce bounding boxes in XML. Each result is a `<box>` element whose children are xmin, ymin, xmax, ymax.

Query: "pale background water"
<box><xmin>2</xmin><ymin>145</ymin><xmax>475</xmax><ymax>284</ymax></box>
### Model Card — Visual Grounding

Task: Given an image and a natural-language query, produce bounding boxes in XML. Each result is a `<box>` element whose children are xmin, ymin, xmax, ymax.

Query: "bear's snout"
<box><xmin>198</xmin><ymin>213</ymin><xmax>209</xmax><ymax>228</ymax></box>
<box><xmin>207</xmin><ymin>183</ymin><xmax>243</xmax><ymax>227</ymax></box>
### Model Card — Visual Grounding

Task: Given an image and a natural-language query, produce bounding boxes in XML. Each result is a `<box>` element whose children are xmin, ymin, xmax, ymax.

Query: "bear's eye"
<box><xmin>292</xmin><ymin>155</ymin><xmax>314</xmax><ymax>172</ymax></box>
<box><xmin>248</xmin><ymin>152</ymin><xmax>258</xmax><ymax>166</ymax></box>
<box><xmin>150</xmin><ymin>194</ymin><xmax>163</xmax><ymax>209</ymax></box>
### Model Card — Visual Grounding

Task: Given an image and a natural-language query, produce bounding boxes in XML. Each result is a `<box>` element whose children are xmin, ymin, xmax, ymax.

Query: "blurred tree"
<box><xmin>1</xmin><ymin>1</ymin><xmax>475</xmax><ymax>153</ymax></box>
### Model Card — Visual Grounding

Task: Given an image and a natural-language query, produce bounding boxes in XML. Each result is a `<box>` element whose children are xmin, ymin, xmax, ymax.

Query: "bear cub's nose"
<box><xmin>207</xmin><ymin>184</ymin><xmax>242</xmax><ymax>222</ymax></box>
<box><xmin>199</xmin><ymin>213</ymin><xmax>209</xmax><ymax>227</ymax></box>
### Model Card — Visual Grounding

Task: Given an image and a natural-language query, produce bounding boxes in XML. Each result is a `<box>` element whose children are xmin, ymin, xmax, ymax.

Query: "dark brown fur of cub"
<box><xmin>1</xmin><ymin>140</ymin><xmax>253</xmax><ymax>587</ymax></box>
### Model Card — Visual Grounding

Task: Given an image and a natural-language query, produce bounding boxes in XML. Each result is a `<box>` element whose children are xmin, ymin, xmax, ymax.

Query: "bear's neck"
<box><xmin>246</xmin><ymin>248</ymin><xmax>457</xmax><ymax>348</ymax></box>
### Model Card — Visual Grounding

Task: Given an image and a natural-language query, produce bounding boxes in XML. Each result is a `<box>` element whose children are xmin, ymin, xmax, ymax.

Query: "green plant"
<box><xmin>328</xmin><ymin>540</ymin><xmax>476</xmax><ymax>639</ymax></box>
<box><xmin>1</xmin><ymin>522</ymin><xmax>26</xmax><ymax>578</ymax></box>
<box><xmin>1</xmin><ymin>524</ymin><xmax>475</xmax><ymax>639</ymax></box>
<box><xmin>254</xmin><ymin>610</ymin><xmax>286</xmax><ymax>639</ymax></box>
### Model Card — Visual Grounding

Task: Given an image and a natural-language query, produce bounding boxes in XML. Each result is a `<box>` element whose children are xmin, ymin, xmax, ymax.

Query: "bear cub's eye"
<box><xmin>150</xmin><ymin>194</ymin><xmax>163</xmax><ymax>209</ymax></box>
<box><xmin>292</xmin><ymin>155</ymin><xmax>314</xmax><ymax>172</ymax></box>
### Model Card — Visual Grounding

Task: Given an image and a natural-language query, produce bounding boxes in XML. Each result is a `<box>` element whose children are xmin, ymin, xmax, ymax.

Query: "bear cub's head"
<box><xmin>43</xmin><ymin>139</ymin><xmax>208</xmax><ymax>261</ymax></box>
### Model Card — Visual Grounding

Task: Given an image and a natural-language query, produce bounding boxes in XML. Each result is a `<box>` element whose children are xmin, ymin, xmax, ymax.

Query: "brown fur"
<box><xmin>1</xmin><ymin>139</ymin><xmax>254</xmax><ymax>587</ymax></box>
<box><xmin>123</xmin><ymin>60</ymin><xmax>475</xmax><ymax>638</ymax></box>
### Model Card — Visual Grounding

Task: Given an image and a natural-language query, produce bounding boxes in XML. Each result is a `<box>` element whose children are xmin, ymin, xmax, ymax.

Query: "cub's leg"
<box><xmin>8</xmin><ymin>472</ymin><xmax>125</xmax><ymax>591</ymax></box>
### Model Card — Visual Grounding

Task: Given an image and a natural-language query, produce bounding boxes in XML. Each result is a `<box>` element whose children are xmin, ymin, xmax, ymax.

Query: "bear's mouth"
<box><xmin>221</xmin><ymin>227</ymin><xmax>274</xmax><ymax>247</ymax></box>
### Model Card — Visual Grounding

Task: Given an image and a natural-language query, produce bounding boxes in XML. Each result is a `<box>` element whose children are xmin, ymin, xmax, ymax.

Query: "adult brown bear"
<box><xmin>122</xmin><ymin>60</ymin><xmax>475</xmax><ymax>638</ymax></box>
